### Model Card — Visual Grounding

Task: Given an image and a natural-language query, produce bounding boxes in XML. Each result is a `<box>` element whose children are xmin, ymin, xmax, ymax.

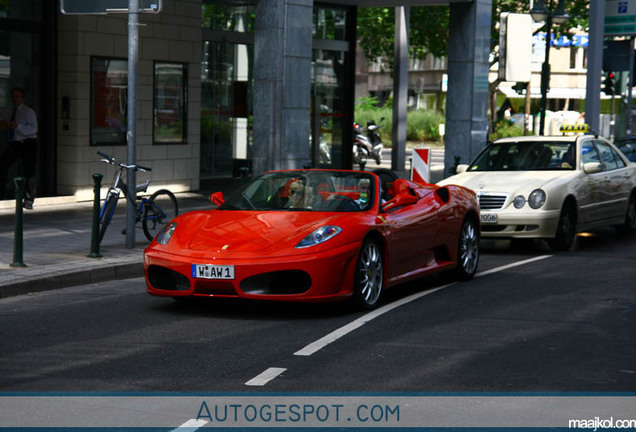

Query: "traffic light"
<box><xmin>602</xmin><ymin>71</ymin><xmax>616</xmax><ymax>96</ymax></box>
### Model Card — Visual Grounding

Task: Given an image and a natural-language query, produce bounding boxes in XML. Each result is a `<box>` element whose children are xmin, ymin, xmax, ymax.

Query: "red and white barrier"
<box><xmin>411</xmin><ymin>148</ymin><xmax>430</xmax><ymax>184</ymax></box>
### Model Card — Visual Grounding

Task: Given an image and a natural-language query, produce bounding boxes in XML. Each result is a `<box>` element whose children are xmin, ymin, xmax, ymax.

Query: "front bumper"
<box><xmin>479</xmin><ymin>208</ymin><xmax>560</xmax><ymax>239</ymax></box>
<box><xmin>144</xmin><ymin>242</ymin><xmax>361</xmax><ymax>302</ymax></box>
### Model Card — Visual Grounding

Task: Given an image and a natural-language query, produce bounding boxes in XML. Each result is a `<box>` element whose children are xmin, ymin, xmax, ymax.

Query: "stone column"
<box><xmin>444</xmin><ymin>0</ymin><xmax>492</xmax><ymax>178</ymax></box>
<box><xmin>392</xmin><ymin>6</ymin><xmax>409</xmax><ymax>172</ymax></box>
<box><xmin>253</xmin><ymin>0</ymin><xmax>313</xmax><ymax>175</ymax></box>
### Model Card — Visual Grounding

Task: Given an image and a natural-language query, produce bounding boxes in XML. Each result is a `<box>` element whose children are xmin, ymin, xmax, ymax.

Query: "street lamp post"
<box><xmin>531</xmin><ymin>0</ymin><xmax>569</xmax><ymax>135</ymax></box>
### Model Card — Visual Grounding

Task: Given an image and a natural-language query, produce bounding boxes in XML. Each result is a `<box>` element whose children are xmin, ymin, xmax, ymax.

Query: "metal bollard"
<box><xmin>359</xmin><ymin>159</ymin><xmax>367</xmax><ymax>171</ymax></box>
<box><xmin>239</xmin><ymin>166</ymin><xmax>250</xmax><ymax>184</ymax></box>
<box><xmin>88</xmin><ymin>173</ymin><xmax>103</xmax><ymax>258</ymax></box>
<box><xmin>11</xmin><ymin>177</ymin><xmax>26</xmax><ymax>267</ymax></box>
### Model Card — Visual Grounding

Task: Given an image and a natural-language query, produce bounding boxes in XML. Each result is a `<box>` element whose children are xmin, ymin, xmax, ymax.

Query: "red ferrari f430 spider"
<box><xmin>144</xmin><ymin>169</ymin><xmax>480</xmax><ymax>309</ymax></box>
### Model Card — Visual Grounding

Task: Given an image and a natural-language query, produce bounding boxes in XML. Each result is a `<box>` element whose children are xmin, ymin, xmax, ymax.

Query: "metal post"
<box><xmin>538</xmin><ymin>10</ymin><xmax>553</xmax><ymax>136</ymax></box>
<box><xmin>627</xmin><ymin>39</ymin><xmax>634</xmax><ymax>135</ymax></box>
<box><xmin>11</xmin><ymin>177</ymin><xmax>26</xmax><ymax>267</ymax></box>
<box><xmin>239</xmin><ymin>167</ymin><xmax>249</xmax><ymax>184</ymax></box>
<box><xmin>88</xmin><ymin>173</ymin><xmax>103</xmax><ymax>258</ymax></box>
<box><xmin>126</xmin><ymin>0</ymin><xmax>139</xmax><ymax>249</ymax></box>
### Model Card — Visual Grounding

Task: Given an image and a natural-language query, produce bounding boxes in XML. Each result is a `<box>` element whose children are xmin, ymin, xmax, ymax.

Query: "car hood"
<box><xmin>439</xmin><ymin>170</ymin><xmax>574</xmax><ymax>193</ymax></box>
<box><xmin>162</xmin><ymin>210</ymin><xmax>368</xmax><ymax>257</ymax></box>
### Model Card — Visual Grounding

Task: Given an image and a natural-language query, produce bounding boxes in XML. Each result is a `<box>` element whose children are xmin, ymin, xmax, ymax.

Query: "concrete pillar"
<box><xmin>585</xmin><ymin>0</ymin><xmax>604</xmax><ymax>135</ymax></box>
<box><xmin>444</xmin><ymin>0</ymin><xmax>492</xmax><ymax>178</ymax></box>
<box><xmin>253</xmin><ymin>0</ymin><xmax>313</xmax><ymax>175</ymax></box>
<box><xmin>392</xmin><ymin>6</ymin><xmax>409</xmax><ymax>172</ymax></box>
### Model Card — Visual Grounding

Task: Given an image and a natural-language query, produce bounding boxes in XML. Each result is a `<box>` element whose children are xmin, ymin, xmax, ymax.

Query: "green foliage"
<box><xmin>355</xmin><ymin>107</ymin><xmax>445</xmax><ymax>145</ymax></box>
<box><xmin>355</xmin><ymin>96</ymin><xmax>382</xmax><ymax>111</ymax></box>
<box><xmin>357</xmin><ymin>1</ymin><xmax>590</xmax><ymax>72</ymax></box>
<box><xmin>357</xmin><ymin>6</ymin><xmax>449</xmax><ymax>71</ymax></box>
<box><xmin>406</xmin><ymin>110</ymin><xmax>445</xmax><ymax>142</ymax></box>
<box><xmin>489</xmin><ymin>120</ymin><xmax>524</xmax><ymax>141</ymax></box>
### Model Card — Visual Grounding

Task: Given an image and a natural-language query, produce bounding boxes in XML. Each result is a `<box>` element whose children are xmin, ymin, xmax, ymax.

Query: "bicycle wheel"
<box><xmin>99</xmin><ymin>194</ymin><xmax>119</xmax><ymax>243</ymax></box>
<box><xmin>143</xmin><ymin>189</ymin><xmax>179</xmax><ymax>241</ymax></box>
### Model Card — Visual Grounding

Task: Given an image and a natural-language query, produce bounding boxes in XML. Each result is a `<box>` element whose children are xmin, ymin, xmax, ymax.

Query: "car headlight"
<box><xmin>296</xmin><ymin>226</ymin><xmax>342</xmax><ymax>248</ymax></box>
<box><xmin>513</xmin><ymin>195</ymin><xmax>526</xmax><ymax>209</ymax></box>
<box><xmin>156</xmin><ymin>222</ymin><xmax>177</xmax><ymax>245</ymax></box>
<box><xmin>528</xmin><ymin>189</ymin><xmax>546</xmax><ymax>209</ymax></box>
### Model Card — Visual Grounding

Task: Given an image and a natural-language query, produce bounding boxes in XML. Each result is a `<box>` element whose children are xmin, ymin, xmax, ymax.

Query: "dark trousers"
<box><xmin>0</xmin><ymin>138</ymin><xmax>38</xmax><ymax>201</ymax></box>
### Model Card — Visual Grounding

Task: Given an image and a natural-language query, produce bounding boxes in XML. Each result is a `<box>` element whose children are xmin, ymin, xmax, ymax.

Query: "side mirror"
<box><xmin>583</xmin><ymin>162</ymin><xmax>603</xmax><ymax>174</ymax></box>
<box><xmin>381</xmin><ymin>194</ymin><xmax>418</xmax><ymax>212</ymax></box>
<box><xmin>210</xmin><ymin>191</ymin><xmax>225</xmax><ymax>206</ymax></box>
<box><xmin>456</xmin><ymin>164</ymin><xmax>469</xmax><ymax>174</ymax></box>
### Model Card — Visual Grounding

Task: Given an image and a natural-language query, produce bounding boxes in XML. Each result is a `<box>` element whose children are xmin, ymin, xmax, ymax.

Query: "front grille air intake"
<box><xmin>478</xmin><ymin>194</ymin><xmax>507</xmax><ymax>210</ymax></box>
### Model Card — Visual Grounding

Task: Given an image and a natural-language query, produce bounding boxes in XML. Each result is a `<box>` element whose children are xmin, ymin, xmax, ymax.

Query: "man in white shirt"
<box><xmin>0</xmin><ymin>87</ymin><xmax>38</xmax><ymax>208</ymax></box>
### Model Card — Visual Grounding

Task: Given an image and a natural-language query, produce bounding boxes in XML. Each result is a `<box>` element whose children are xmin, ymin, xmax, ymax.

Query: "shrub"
<box><xmin>354</xmin><ymin>107</ymin><xmax>445</xmax><ymax>146</ymax></box>
<box><xmin>407</xmin><ymin>110</ymin><xmax>445</xmax><ymax>142</ymax></box>
<box><xmin>489</xmin><ymin>120</ymin><xmax>525</xmax><ymax>140</ymax></box>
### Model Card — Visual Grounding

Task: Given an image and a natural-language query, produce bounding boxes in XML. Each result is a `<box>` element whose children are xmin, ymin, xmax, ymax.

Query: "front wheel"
<box><xmin>143</xmin><ymin>189</ymin><xmax>179</xmax><ymax>241</ymax></box>
<box><xmin>548</xmin><ymin>200</ymin><xmax>577</xmax><ymax>251</ymax></box>
<box><xmin>454</xmin><ymin>216</ymin><xmax>480</xmax><ymax>280</ymax></box>
<box><xmin>98</xmin><ymin>194</ymin><xmax>119</xmax><ymax>244</ymax></box>
<box><xmin>352</xmin><ymin>239</ymin><xmax>384</xmax><ymax>309</ymax></box>
<box><xmin>616</xmin><ymin>192</ymin><xmax>636</xmax><ymax>236</ymax></box>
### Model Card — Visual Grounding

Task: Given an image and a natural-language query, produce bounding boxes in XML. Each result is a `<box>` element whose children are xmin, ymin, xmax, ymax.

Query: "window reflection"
<box><xmin>201</xmin><ymin>41</ymin><xmax>253</xmax><ymax>178</ymax></box>
<box><xmin>202</xmin><ymin>2</ymin><xmax>255</xmax><ymax>32</ymax></box>
<box><xmin>154</xmin><ymin>62</ymin><xmax>187</xmax><ymax>144</ymax></box>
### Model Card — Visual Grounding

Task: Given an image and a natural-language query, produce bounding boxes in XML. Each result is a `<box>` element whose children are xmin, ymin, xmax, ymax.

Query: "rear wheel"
<box><xmin>616</xmin><ymin>192</ymin><xmax>636</xmax><ymax>236</ymax></box>
<box><xmin>352</xmin><ymin>239</ymin><xmax>383</xmax><ymax>309</ymax></box>
<box><xmin>548</xmin><ymin>200</ymin><xmax>576</xmax><ymax>251</ymax></box>
<box><xmin>143</xmin><ymin>189</ymin><xmax>179</xmax><ymax>241</ymax></box>
<box><xmin>454</xmin><ymin>216</ymin><xmax>479</xmax><ymax>280</ymax></box>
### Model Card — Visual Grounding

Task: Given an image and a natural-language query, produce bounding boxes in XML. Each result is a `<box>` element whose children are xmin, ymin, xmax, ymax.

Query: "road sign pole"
<box><xmin>126</xmin><ymin>0</ymin><xmax>139</xmax><ymax>249</ymax></box>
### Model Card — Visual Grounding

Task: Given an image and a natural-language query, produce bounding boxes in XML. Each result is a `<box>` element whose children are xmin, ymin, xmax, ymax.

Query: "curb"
<box><xmin>0</xmin><ymin>261</ymin><xmax>144</xmax><ymax>298</ymax></box>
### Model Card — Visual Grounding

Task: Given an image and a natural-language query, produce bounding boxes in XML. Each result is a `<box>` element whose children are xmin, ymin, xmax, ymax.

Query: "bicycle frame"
<box><xmin>99</xmin><ymin>166</ymin><xmax>151</xmax><ymax>226</ymax></box>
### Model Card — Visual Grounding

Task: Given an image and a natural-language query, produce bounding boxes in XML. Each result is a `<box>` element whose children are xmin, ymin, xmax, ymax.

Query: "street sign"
<box><xmin>60</xmin><ymin>0</ymin><xmax>162</xmax><ymax>14</ymax></box>
<box><xmin>605</xmin><ymin>0</ymin><xmax>636</xmax><ymax>36</ymax></box>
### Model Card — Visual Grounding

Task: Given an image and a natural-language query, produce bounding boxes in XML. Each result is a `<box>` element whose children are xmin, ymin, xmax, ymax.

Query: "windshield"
<box><xmin>219</xmin><ymin>170</ymin><xmax>376</xmax><ymax>212</ymax></box>
<box><xmin>468</xmin><ymin>141</ymin><xmax>575</xmax><ymax>171</ymax></box>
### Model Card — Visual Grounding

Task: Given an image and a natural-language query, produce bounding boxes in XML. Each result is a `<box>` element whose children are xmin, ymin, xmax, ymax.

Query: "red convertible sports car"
<box><xmin>144</xmin><ymin>169</ymin><xmax>480</xmax><ymax>309</ymax></box>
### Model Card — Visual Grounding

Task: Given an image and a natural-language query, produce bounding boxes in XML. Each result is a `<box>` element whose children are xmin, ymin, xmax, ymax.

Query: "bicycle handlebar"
<box><xmin>97</xmin><ymin>151</ymin><xmax>152</xmax><ymax>172</ymax></box>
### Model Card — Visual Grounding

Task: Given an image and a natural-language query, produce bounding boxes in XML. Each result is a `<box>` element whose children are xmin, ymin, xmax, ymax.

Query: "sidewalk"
<box><xmin>0</xmin><ymin>182</ymin><xmax>238</xmax><ymax>299</ymax></box>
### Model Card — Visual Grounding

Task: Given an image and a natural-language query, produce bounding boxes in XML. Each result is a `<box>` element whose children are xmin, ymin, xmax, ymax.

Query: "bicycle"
<box><xmin>97</xmin><ymin>151</ymin><xmax>179</xmax><ymax>243</ymax></box>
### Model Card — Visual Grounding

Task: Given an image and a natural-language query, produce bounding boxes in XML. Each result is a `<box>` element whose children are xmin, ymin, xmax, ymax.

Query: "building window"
<box><xmin>0</xmin><ymin>0</ymin><xmax>42</xmax><ymax>20</ymax></box>
<box><xmin>153</xmin><ymin>62</ymin><xmax>187</xmax><ymax>144</ymax></box>
<box><xmin>91</xmin><ymin>57</ymin><xmax>127</xmax><ymax>146</ymax></box>
<box><xmin>313</xmin><ymin>7</ymin><xmax>347</xmax><ymax>40</ymax></box>
<box><xmin>202</xmin><ymin>2</ymin><xmax>255</xmax><ymax>32</ymax></box>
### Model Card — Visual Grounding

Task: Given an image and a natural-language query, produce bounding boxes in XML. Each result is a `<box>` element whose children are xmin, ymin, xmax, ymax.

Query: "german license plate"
<box><xmin>192</xmin><ymin>264</ymin><xmax>235</xmax><ymax>280</ymax></box>
<box><xmin>480</xmin><ymin>212</ymin><xmax>498</xmax><ymax>224</ymax></box>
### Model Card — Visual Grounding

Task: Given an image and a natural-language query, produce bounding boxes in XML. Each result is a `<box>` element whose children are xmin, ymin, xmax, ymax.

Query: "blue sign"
<box><xmin>533</xmin><ymin>33</ymin><xmax>588</xmax><ymax>48</ymax></box>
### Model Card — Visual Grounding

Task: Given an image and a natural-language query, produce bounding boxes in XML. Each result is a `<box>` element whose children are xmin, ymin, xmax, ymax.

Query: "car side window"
<box><xmin>596</xmin><ymin>142</ymin><xmax>620</xmax><ymax>171</ymax></box>
<box><xmin>581</xmin><ymin>141</ymin><xmax>599</xmax><ymax>165</ymax></box>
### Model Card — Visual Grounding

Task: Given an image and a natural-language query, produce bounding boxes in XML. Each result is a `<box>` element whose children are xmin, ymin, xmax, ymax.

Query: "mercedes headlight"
<box><xmin>513</xmin><ymin>195</ymin><xmax>526</xmax><ymax>209</ymax></box>
<box><xmin>296</xmin><ymin>226</ymin><xmax>342</xmax><ymax>248</ymax></box>
<box><xmin>528</xmin><ymin>189</ymin><xmax>546</xmax><ymax>209</ymax></box>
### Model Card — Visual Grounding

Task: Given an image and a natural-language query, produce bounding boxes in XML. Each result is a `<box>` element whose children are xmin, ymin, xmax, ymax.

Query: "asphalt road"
<box><xmin>1</xmin><ymin>228</ymin><xmax>635</xmax><ymax>393</ymax></box>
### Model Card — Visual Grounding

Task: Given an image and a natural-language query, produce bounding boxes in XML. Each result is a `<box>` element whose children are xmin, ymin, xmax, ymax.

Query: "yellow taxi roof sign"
<box><xmin>560</xmin><ymin>124</ymin><xmax>589</xmax><ymax>133</ymax></box>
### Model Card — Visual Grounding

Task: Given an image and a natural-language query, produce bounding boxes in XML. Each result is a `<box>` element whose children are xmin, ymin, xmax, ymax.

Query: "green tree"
<box><xmin>357</xmin><ymin>0</ymin><xmax>590</xmax><ymax>71</ymax></box>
